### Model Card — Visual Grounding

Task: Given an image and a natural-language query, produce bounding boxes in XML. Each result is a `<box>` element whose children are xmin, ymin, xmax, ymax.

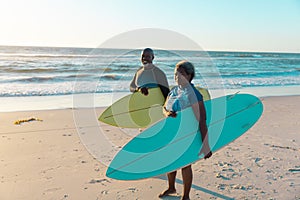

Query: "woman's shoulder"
<box><xmin>169</xmin><ymin>85</ymin><xmax>179</xmax><ymax>95</ymax></box>
<box><xmin>190</xmin><ymin>84</ymin><xmax>203</xmax><ymax>101</ymax></box>
<box><xmin>170</xmin><ymin>85</ymin><xmax>179</xmax><ymax>90</ymax></box>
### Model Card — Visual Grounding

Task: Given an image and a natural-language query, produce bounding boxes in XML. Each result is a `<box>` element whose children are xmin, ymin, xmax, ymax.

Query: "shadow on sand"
<box><xmin>156</xmin><ymin>176</ymin><xmax>234</xmax><ymax>200</ymax></box>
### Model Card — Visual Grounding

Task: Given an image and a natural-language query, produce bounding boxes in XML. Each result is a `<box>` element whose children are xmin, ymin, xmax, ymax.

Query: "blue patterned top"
<box><xmin>165</xmin><ymin>84</ymin><xmax>203</xmax><ymax>112</ymax></box>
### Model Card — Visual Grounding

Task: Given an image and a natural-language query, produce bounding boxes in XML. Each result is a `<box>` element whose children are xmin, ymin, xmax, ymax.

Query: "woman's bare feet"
<box><xmin>181</xmin><ymin>196</ymin><xmax>190</xmax><ymax>200</ymax></box>
<box><xmin>158</xmin><ymin>188</ymin><xmax>176</xmax><ymax>198</ymax></box>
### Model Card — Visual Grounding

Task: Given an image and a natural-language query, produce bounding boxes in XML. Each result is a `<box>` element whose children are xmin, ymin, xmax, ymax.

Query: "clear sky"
<box><xmin>0</xmin><ymin>0</ymin><xmax>300</xmax><ymax>52</ymax></box>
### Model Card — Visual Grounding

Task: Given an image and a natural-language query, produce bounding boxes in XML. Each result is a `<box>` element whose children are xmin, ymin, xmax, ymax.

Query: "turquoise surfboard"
<box><xmin>99</xmin><ymin>87</ymin><xmax>210</xmax><ymax>128</ymax></box>
<box><xmin>106</xmin><ymin>93</ymin><xmax>263</xmax><ymax>180</ymax></box>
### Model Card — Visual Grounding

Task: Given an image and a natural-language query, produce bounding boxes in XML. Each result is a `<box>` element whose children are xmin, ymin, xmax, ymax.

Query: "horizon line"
<box><xmin>0</xmin><ymin>44</ymin><xmax>299</xmax><ymax>54</ymax></box>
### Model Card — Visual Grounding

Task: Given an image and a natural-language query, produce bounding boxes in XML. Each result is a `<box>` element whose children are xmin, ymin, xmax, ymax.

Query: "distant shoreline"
<box><xmin>1</xmin><ymin>45</ymin><xmax>300</xmax><ymax>54</ymax></box>
<box><xmin>1</xmin><ymin>85</ymin><xmax>300</xmax><ymax>112</ymax></box>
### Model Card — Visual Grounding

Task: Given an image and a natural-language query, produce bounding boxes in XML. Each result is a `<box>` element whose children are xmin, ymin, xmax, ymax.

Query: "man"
<box><xmin>130</xmin><ymin>48</ymin><xmax>169</xmax><ymax>99</ymax></box>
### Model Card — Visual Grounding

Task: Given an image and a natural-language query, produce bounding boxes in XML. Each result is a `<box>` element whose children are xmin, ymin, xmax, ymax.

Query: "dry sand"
<box><xmin>0</xmin><ymin>95</ymin><xmax>299</xmax><ymax>200</ymax></box>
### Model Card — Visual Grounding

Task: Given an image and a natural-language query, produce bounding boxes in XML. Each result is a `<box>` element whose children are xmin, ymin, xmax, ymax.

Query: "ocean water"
<box><xmin>0</xmin><ymin>45</ymin><xmax>300</xmax><ymax>111</ymax></box>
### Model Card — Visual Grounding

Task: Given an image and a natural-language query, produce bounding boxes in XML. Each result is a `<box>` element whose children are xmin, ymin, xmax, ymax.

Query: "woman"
<box><xmin>159</xmin><ymin>60</ymin><xmax>212</xmax><ymax>200</ymax></box>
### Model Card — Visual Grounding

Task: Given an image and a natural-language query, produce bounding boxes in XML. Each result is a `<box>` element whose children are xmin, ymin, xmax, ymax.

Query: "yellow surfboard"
<box><xmin>99</xmin><ymin>87</ymin><xmax>210</xmax><ymax>128</ymax></box>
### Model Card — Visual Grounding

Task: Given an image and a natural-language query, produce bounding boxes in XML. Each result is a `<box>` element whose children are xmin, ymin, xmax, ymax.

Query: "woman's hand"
<box><xmin>163</xmin><ymin>106</ymin><xmax>177</xmax><ymax>118</ymax></box>
<box><xmin>198</xmin><ymin>145</ymin><xmax>212</xmax><ymax>159</ymax></box>
<box><xmin>166</xmin><ymin>111</ymin><xmax>177</xmax><ymax>118</ymax></box>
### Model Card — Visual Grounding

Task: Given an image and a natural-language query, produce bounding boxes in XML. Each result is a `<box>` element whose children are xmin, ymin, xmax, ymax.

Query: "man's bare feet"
<box><xmin>158</xmin><ymin>189</ymin><xmax>176</xmax><ymax>198</ymax></box>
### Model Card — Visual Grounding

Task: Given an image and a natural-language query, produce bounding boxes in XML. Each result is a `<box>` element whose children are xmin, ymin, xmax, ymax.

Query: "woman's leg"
<box><xmin>158</xmin><ymin>171</ymin><xmax>177</xmax><ymax>197</ymax></box>
<box><xmin>181</xmin><ymin>165</ymin><xmax>192</xmax><ymax>200</ymax></box>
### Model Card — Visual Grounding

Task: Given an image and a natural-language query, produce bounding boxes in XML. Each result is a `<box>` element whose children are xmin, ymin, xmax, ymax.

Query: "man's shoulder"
<box><xmin>153</xmin><ymin>65</ymin><xmax>166</xmax><ymax>74</ymax></box>
<box><xmin>136</xmin><ymin>66</ymin><xmax>144</xmax><ymax>72</ymax></box>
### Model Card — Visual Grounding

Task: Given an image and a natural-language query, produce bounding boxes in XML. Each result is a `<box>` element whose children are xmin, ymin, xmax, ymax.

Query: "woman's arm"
<box><xmin>163</xmin><ymin>97</ymin><xmax>177</xmax><ymax>118</ymax></box>
<box><xmin>191</xmin><ymin>101</ymin><xmax>212</xmax><ymax>159</ymax></box>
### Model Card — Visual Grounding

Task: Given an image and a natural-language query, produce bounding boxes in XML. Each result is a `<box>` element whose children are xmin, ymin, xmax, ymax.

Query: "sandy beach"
<box><xmin>0</xmin><ymin>95</ymin><xmax>299</xmax><ymax>200</ymax></box>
